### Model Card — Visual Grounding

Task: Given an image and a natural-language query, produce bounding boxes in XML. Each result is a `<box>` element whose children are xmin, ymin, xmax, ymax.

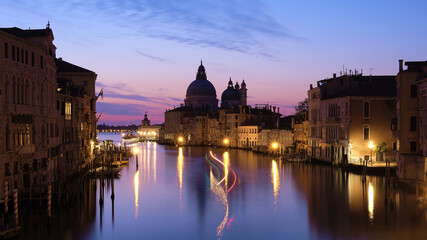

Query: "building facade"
<box><xmin>395</xmin><ymin>60</ymin><xmax>427</xmax><ymax>182</ymax></box>
<box><xmin>0</xmin><ymin>26</ymin><xmax>97</xmax><ymax>197</ymax></box>
<box><xmin>308</xmin><ymin>73</ymin><xmax>396</xmax><ymax>165</ymax></box>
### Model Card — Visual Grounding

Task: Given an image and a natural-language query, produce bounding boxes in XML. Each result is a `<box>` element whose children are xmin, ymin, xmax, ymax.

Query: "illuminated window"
<box><xmin>65</xmin><ymin>102</ymin><xmax>72</xmax><ymax>120</ymax></box>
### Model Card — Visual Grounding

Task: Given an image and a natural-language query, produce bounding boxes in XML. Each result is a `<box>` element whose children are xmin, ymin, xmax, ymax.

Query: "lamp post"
<box><xmin>368</xmin><ymin>141</ymin><xmax>374</xmax><ymax>166</ymax></box>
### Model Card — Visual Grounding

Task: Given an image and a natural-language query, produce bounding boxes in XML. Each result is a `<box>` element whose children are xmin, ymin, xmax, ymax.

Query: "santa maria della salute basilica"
<box><xmin>184</xmin><ymin>62</ymin><xmax>247</xmax><ymax>112</ymax></box>
<box><xmin>162</xmin><ymin>62</ymin><xmax>281</xmax><ymax>147</ymax></box>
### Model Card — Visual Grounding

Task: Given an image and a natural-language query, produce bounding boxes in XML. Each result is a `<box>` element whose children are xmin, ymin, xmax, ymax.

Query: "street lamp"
<box><xmin>271</xmin><ymin>142</ymin><xmax>278</xmax><ymax>155</ymax></box>
<box><xmin>177</xmin><ymin>136</ymin><xmax>184</xmax><ymax>146</ymax></box>
<box><xmin>368</xmin><ymin>141</ymin><xmax>374</xmax><ymax>166</ymax></box>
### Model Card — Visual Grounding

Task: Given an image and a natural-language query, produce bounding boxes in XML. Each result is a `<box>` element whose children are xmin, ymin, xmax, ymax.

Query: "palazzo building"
<box><xmin>307</xmin><ymin>72</ymin><xmax>396</xmax><ymax>164</ymax></box>
<box><xmin>0</xmin><ymin>25</ymin><xmax>97</xmax><ymax>197</ymax></box>
<box><xmin>395</xmin><ymin>60</ymin><xmax>427</xmax><ymax>182</ymax></box>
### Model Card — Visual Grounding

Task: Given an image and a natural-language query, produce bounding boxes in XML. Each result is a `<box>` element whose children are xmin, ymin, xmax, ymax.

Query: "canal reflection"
<box><xmin>13</xmin><ymin>133</ymin><xmax>427</xmax><ymax>239</ymax></box>
<box><xmin>271</xmin><ymin>159</ymin><xmax>280</xmax><ymax>206</ymax></box>
<box><xmin>134</xmin><ymin>170</ymin><xmax>139</xmax><ymax>219</ymax></box>
<box><xmin>177</xmin><ymin>147</ymin><xmax>184</xmax><ymax>208</ymax></box>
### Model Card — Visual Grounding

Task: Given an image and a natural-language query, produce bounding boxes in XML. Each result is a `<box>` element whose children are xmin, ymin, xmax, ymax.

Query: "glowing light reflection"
<box><xmin>210</xmin><ymin>166</ymin><xmax>229</xmax><ymax>237</ymax></box>
<box><xmin>134</xmin><ymin>170</ymin><xmax>140</xmax><ymax>219</ymax></box>
<box><xmin>223</xmin><ymin>151</ymin><xmax>229</xmax><ymax>190</ymax></box>
<box><xmin>271</xmin><ymin>160</ymin><xmax>280</xmax><ymax>205</ymax></box>
<box><xmin>368</xmin><ymin>182</ymin><xmax>374</xmax><ymax>221</ymax></box>
<box><xmin>210</xmin><ymin>151</ymin><xmax>228</xmax><ymax>186</ymax></box>
<box><xmin>178</xmin><ymin>147</ymin><xmax>184</xmax><ymax>207</ymax></box>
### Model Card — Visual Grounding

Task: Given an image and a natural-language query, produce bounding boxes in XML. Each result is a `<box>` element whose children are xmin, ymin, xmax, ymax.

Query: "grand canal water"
<box><xmin>17</xmin><ymin>133</ymin><xmax>427</xmax><ymax>239</ymax></box>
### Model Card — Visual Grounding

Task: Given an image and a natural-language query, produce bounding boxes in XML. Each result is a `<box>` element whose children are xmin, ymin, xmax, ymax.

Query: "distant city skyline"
<box><xmin>1</xmin><ymin>0</ymin><xmax>426</xmax><ymax>124</ymax></box>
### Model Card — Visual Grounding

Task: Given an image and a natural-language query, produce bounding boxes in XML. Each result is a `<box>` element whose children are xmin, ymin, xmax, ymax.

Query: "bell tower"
<box><xmin>239</xmin><ymin>80</ymin><xmax>247</xmax><ymax>106</ymax></box>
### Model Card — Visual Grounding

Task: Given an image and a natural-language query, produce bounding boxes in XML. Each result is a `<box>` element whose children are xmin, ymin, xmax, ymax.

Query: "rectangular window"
<box><xmin>410</xmin><ymin>141</ymin><xmax>417</xmax><ymax>152</ymax></box>
<box><xmin>12</xmin><ymin>45</ymin><xmax>15</xmax><ymax>60</ymax></box>
<box><xmin>363</xmin><ymin>102</ymin><xmax>370</xmax><ymax>118</ymax></box>
<box><xmin>65</xmin><ymin>102</ymin><xmax>72</xmax><ymax>120</ymax></box>
<box><xmin>25</xmin><ymin>50</ymin><xmax>28</xmax><ymax>64</ymax></box>
<box><xmin>21</xmin><ymin>48</ymin><xmax>24</xmax><ymax>63</ymax></box>
<box><xmin>40</xmin><ymin>55</ymin><xmax>43</xmax><ymax>69</ymax></box>
<box><xmin>410</xmin><ymin>116</ymin><xmax>417</xmax><ymax>132</ymax></box>
<box><xmin>4</xmin><ymin>42</ymin><xmax>8</xmax><ymax>58</ymax></box>
<box><xmin>16</xmin><ymin>47</ymin><xmax>20</xmax><ymax>62</ymax></box>
<box><xmin>391</xmin><ymin>118</ymin><xmax>397</xmax><ymax>131</ymax></box>
<box><xmin>363</xmin><ymin>125</ymin><xmax>370</xmax><ymax>141</ymax></box>
<box><xmin>411</xmin><ymin>85</ymin><xmax>418</xmax><ymax>98</ymax></box>
<box><xmin>31</xmin><ymin>52</ymin><xmax>35</xmax><ymax>66</ymax></box>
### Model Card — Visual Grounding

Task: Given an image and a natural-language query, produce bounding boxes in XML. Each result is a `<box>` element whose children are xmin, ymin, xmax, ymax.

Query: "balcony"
<box><xmin>18</xmin><ymin>144</ymin><xmax>35</xmax><ymax>154</ymax></box>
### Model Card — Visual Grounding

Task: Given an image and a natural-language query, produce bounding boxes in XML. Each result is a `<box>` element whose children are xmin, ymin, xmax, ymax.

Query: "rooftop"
<box><xmin>56</xmin><ymin>58</ymin><xmax>95</xmax><ymax>73</ymax></box>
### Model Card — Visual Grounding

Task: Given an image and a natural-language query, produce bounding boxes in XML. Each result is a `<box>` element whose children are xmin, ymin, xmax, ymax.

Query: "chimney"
<box><xmin>270</xmin><ymin>106</ymin><xmax>272</xmax><ymax>111</ymax></box>
<box><xmin>333</xmin><ymin>73</ymin><xmax>336</xmax><ymax>79</ymax></box>
<box><xmin>399</xmin><ymin>59</ymin><xmax>404</xmax><ymax>72</ymax></box>
<box><xmin>248</xmin><ymin>105</ymin><xmax>251</xmax><ymax>115</ymax></box>
<box><xmin>310</xmin><ymin>84</ymin><xmax>313</xmax><ymax>90</ymax></box>
<box><xmin>273</xmin><ymin>106</ymin><xmax>276</xmax><ymax>113</ymax></box>
<box><xmin>278</xmin><ymin>107</ymin><xmax>280</xmax><ymax>114</ymax></box>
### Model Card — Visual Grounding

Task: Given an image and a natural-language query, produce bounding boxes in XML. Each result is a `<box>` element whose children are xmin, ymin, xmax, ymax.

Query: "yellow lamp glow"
<box><xmin>272</xmin><ymin>142</ymin><xmax>278</xmax><ymax>149</ymax></box>
<box><xmin>133</xmin><ymin>148</ymin><xmax>139</xmax><ymax>154</ymax></box>
<box><xmin>178</xmin><ymin>137</ymin><xmax>184</xmax><ymax>142</ymax></box>
<box><xmin>369</xmin><ymin>141</ymin><xmax>374</xmax><ymax>149</ymax></box>
<box><xmin>223</xmin><ymin>138</ymin><xmax>229</xmax><ymax>145</ymax></box>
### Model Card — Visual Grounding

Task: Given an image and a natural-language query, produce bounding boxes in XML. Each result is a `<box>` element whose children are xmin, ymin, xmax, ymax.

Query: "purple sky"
<box><xmin>1</xmin><ymin>0</ymin><xmax>426</xmax><ymax>125</ymax></box>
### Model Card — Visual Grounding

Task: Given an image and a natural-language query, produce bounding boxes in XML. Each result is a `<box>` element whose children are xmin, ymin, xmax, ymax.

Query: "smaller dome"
<box><xmin>221</xmin><ymin>87</ymin><xmax>240</xmax><ymax>101</ymax></box>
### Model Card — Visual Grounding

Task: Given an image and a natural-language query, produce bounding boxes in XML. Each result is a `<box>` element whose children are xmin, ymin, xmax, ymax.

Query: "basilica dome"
<box><xmin>220</xmin><ymin>78</ymin><xmax>242</xmax><ymax>109</ymax></box>
<box><xmin>184</xmin><ymin>62</ymin><xmax>218</xmax><ymax>112</ymax></box>
<box><xmin>186</xmin><ymin>63</ymin><xmax>217</xmax><ymax>97</ymax></box>
<box><xmin>221</xmin><ymin>81</ymin><xmax>240</xmax><ymax>101</ymax></box>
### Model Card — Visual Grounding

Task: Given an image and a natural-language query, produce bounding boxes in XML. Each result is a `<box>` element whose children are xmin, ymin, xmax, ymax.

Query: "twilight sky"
<box><xmin>1</xmin><ymin>0</ymin><xmax>426</xmax><ymax>125</ymax></box>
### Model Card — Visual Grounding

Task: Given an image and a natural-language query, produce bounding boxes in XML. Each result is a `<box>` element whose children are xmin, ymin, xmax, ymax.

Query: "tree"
<box><xmin>375</xmin><ymin>142</ymin><xmax>388</xmax><ymax>162</ymax></box>
<box><xmin>294</xmin><ymin>98</ymin><xmax>308</xmax><ymax>121</ymax></box>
